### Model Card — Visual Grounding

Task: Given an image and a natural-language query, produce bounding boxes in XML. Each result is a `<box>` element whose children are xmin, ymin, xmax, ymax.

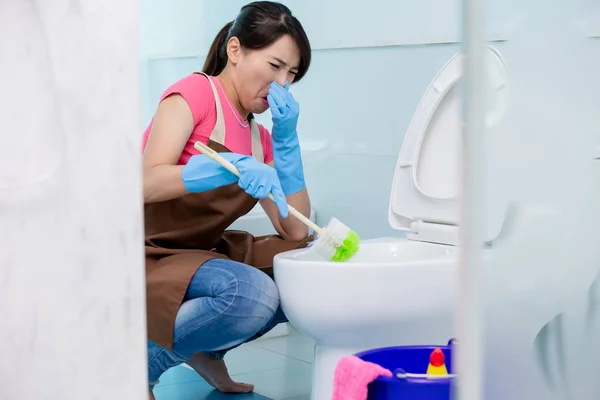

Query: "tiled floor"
<box><xmin>153</xmin><ymin>326</ymin><xmax>315</xmax><ymax>400</ymax></box>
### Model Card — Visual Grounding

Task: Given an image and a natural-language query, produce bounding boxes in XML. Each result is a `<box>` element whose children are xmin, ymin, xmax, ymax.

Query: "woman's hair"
<box><xmin>202</xmin><ymin>1</ymin><xmax>312</xmax><ymax>83</ymax></box>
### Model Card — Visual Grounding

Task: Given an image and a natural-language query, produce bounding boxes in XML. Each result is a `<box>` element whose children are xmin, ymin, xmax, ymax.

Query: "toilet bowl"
<box><xmin>273</xmin><ymin>46</ymin><xmax>511</xmax><ymax>400</ymax></box>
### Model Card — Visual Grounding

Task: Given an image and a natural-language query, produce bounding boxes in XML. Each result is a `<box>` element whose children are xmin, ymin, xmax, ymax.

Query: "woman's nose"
<box><xmin>274</xmin><ymin>72</ymin><xmax>287</xmax><ymax>87</ymax></box>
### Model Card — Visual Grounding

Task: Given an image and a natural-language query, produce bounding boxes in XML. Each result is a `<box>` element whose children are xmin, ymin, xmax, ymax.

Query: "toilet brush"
<box><xmin>194</xmin><ymin>141</ymin><xmax>360</xmax><ymax>262</ymax></box>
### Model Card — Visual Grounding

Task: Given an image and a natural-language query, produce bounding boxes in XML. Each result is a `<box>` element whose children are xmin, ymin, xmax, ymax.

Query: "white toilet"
<box><xmin>273</xmin><ymin>46</ymin><xmax>511</xmax><ymax>400</ymax></box>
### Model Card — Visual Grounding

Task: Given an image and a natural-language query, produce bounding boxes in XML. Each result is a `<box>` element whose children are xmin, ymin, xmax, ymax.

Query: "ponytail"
<box><xmin>202</xmin><ymin>21</ymin><xmax>233</xmax><ymax>76</ymax></box>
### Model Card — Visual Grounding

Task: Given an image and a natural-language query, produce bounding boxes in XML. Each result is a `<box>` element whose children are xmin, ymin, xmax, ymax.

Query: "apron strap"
<box><xmin>195</xmin><ymin>72</ymin><xmax>264</xmax><ymax>163</ymax></box>
<box><xmin>194</xmin><ymin>72</ymin><xmax>226</xmax><ymax>145</ymax></box>
<box><xmin>250</xmin><ymin>120</ymin><xmax>264</xmax><ymax>163</ymax></box>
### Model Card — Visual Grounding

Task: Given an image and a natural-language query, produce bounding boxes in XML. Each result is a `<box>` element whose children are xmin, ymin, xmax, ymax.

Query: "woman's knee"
<box><xmin>202</xmin><ymin>259</ymin><xmax>280</xmax><ymax>334</ymax></box>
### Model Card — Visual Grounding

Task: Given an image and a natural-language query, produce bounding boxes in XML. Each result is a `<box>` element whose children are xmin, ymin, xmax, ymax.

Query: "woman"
<box><xmin>142</xmin><ymin>2</ymin><xmax>312</xmax><ymax>398</ymax></box>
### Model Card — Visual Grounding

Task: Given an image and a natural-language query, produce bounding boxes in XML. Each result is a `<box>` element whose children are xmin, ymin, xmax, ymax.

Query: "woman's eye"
<box><xmin>269</xmin><ymin>63</ymin><xmax>280</xmax><ymax>69</ymax></box>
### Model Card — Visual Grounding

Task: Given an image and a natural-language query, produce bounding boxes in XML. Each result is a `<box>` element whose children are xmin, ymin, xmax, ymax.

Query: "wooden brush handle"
<box><xmin>194</xmin><ymin>142</ymin><xmax>323</xmax><ymax>235</ymax></box>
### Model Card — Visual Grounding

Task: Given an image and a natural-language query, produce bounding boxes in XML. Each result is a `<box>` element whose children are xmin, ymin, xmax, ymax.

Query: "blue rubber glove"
<box><xmin>182</xmin><ymin>153</ymin><xmax>241</xmax><ymax>193</ymax></box>
<box><xmin>267</xmin><ymin>81</ymin><xmax>306</xmax><ymax>195</ymax></box>
<box><xmin>182</xmin><ymin>152</ymin><xmax>289</xmax><ymax>218</ymax></box>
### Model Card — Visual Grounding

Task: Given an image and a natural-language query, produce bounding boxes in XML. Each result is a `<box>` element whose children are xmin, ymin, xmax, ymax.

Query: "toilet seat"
<box><xmin>388</xmin><ymin>45</ymin><xmax>510</xmax><ymax>246</ymax></box>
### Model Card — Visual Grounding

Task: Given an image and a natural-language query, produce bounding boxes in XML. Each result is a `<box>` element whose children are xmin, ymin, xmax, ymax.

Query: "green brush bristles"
<box><xmin>331</xmin><ymin>230</ymin><xmax>360</xmax><ymax>262</ymax></box>
<box><xmin>312</xmin><ymin>217</ymin><xmax>361</xmax><ymax>262</ymax></box>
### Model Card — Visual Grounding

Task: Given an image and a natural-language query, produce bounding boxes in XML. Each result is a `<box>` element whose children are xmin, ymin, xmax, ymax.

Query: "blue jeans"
<box><xmin>147</xmin><ymin>258</ymin><xmax>288</xmax><ymax>386</ymax></box>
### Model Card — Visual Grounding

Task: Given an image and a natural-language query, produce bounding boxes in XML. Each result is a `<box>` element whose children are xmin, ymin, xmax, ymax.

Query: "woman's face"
<box><xmin>228</xmin><ymin>34</ymin><xmax>301</xmax><ymax>114</ymax></box>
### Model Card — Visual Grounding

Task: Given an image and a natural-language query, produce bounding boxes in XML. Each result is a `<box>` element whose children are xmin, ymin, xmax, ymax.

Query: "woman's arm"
<box><xmin>142</xmin><ymin>94</ymin><xmax>194</xmax><ymax>204</ymax></box>
<box><xmin>259</xmin><ymin>160</ymin><xmax>311</xmax><ymax>241</ymax></box>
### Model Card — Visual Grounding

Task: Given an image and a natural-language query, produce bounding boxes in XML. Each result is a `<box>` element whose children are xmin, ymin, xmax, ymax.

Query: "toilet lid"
<box><xmin>388</xmin><ymin>45</ymin><xmax>511</xmax><ymax>235</ymax></box>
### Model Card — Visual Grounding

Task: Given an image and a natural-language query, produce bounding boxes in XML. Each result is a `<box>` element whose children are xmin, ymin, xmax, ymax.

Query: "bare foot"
<box><xmin>186</xmin><ymin>352</ymin><xmax>254</xmax><ymax>393</ymax></box>
<box><xmin>149</xmin><ymin>389</ymin><xmax>156</xmax><ymax>400</ymax></box>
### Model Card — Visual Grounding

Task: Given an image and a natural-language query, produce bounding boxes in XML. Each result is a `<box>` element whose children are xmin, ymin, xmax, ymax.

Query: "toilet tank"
<box><xmin>227</xmin><ymin>203</ymin><xmax>317</xmax><ymax>236</ymax></box>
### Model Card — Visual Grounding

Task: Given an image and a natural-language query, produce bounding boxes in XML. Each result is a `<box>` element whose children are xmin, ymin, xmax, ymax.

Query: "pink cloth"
<box><xmin>332</xmin><ymin>355</ymin><xmax>393</xmax><ymax>400</ymax></box>
<box><xmin>141</xmin><ymin>73</ymin><xmax>274</xmax><ymax>166</ymax></box>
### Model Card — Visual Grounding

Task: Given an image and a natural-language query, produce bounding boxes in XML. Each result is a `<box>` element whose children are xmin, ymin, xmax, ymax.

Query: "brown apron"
<box><xmin>144</xmin><ymin>72</ymin><xmax>312</xmax><ymax>349</ymax></box>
